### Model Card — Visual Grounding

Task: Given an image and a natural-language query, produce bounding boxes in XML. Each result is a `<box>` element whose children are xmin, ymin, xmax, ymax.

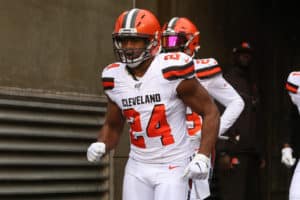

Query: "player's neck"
<box><xmin>130</xmin><ymin>58</ymin><xmax>153</xmax><ymax>78</ymax></box>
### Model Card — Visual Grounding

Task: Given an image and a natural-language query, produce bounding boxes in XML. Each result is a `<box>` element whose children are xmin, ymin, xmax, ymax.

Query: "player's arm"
<box><xmin>177</xmin><ymin>77</ymin><xmax>220</xmax><ymax>156</ymax></box>
<box><xmin>207</xmin><ymin>75</ymin><xmax>245</xmax><ymax>136</ymax></box>
<box><xmin>98</xmin><ymin>96</ymin><xmax>125</xmax><ymax>151</ymax></box>
<box><xmin>87</xmin><ymin>96</ymin><xmax>125</xmax><ymax>162</ymax></box>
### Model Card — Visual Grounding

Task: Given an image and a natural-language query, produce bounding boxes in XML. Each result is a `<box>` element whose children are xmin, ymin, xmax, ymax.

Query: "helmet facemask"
<box><xmin>113</xmin><ymin>32</ymin><xmax>160</xmax><ymax>68</ymax></box>
<box><xmin>161</xmin><ymin>32</ymin><xmax>187</xmax><ymax>53</ymax></box>
<box><xmin>162</xmin><ymin>30</ymin><xmax>200</xmax><ymax>57</ymax></box>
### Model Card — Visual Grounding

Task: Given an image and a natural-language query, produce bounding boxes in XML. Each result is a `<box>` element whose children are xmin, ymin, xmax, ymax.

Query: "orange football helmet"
<box><xmin>162</xmin><ymin>17</ymin><xmax>200</xmax><ymax>57</ymax></box>
<box><xmin>112</xmin><ymin>8</ymin><xmax>161</xmax><ymax>68</ymax></box>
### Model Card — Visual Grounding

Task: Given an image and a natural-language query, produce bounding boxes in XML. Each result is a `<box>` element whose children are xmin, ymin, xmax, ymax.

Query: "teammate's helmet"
<box><xmin>112</xmin><ymin>8</ymin><xmax>161</xmax><ymax>68</ymax></box>
<box><xmin>161</xmin><ymin>17</ymin><xmax>200</xmax><ymax>57</ymax></box>
<box><xmin>232</xmin><ymin>41</ymin><xmax>253</xmax><ymax>54</ymax></box>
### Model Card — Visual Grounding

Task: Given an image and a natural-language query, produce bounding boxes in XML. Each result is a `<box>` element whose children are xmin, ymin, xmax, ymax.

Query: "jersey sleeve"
<box><xmin>101</xmin><ymin>62</ymin><xmax>122</xmax><ymax>103</ymax></box>
<box><xmin>286</xmin><ymin>71</ymin><xmax>300</xmax><ymax>114</ymax></box>
<box><xmin>160</xmin><ymin>52</ymin><xmax>195</xmax><ymax>81</ymax></box>
<box><xmin>158</xmin><ymin>52</ymin><xmax>195</xmax><ymax>96</ymax></box>
<box><xmin>194</xmin><ymin>58</ymin><xmax>222</xmax><ymax>79</ymax></box>
<box><xmin>205</xmin><ymin>71</ymin><xmax>245</xmax><ymax>136</ymax></box>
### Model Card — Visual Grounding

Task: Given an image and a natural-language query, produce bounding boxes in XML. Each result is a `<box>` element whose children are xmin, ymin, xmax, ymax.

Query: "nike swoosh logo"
<box><xmin>168</xmin><ymin>165</ymin><xmax>179</xmax><ymax>170</ymax></box>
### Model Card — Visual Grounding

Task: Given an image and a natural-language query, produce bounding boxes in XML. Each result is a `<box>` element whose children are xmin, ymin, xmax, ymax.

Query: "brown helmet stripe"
<box><xmin>122</xmin><ymin>9</ymin><xmax>139</xmax><ymax>29</ymax></box>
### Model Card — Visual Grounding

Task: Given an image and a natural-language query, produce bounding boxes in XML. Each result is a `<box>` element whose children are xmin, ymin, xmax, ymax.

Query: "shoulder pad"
<box><xmin>158</xmin><ymin>52</ymin><xmax>195</xmax><ymax>80</ymax></box>
<box><xmin>194</xmin><ymin>58</ymin><xmax>218</xmax><ymax>66</ymax></box>
<box><xmin>101</xmin><ymin>62</ymin><xmax>124</xmax><ymax>90</ymax></box>
<box><xmin>194</xmin><ymin>58</ymin><xmax>222</xmax><ymax>79</ymax></box>
<box><xmin>103</xmin><ymin>62</ymin><xmax>123</xmax><ymax>71</ymax></box>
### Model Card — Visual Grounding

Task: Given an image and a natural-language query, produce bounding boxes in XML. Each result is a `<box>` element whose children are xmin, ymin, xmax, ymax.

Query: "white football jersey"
<box><xmin>102</xmin><ymin>52</ymin><xmax>195</xmax><ymax>163</ymax></box>
<box><xmin>286</xmin><ymin>71</ymin><xmax>300</xmax><ymax>114</ymax></box>
<box><xmin>186</xmin><ymin>58</ymin><xmax>244</xmax><ymax>146</ymax></box>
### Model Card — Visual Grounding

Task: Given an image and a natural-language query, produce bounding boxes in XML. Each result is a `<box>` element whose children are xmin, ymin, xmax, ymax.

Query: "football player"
<box><xmin>284</xmin><ymin>71</ymin><xmax>300</xmax><ymax>200</ymax></box>
<box><xmin>161</xmin><ymin>17</ymin><xmax>245</xmax><ymax>200</ymax></box>
<box><xmin>86</xmin><ymin>9</ymin><xmax>220</xmax><ymax>200</ymax></box>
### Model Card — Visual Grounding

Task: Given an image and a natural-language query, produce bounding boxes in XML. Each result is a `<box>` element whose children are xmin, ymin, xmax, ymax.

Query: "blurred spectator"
<box><xmin>212</xmin><ymin>41</ymin><xmax>266</xmax><ymax>200</ymax></box>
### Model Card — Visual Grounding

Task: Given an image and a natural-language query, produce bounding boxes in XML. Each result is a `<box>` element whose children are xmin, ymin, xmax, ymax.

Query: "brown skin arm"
<box><xmin>177</xmin><ymin>78</ymin><xmax>220</xmax><ymax>157</ymax></box>
<box><xmin>97</xmin><ymin>96</ymin><xmax>125</xmax><ymax>152</ymax></box>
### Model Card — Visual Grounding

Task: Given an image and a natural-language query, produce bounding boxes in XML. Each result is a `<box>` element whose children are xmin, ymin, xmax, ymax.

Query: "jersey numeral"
<box><xmin>123</xmin><ymin>105</ymin><xmax>174</xmax><ymax>148</ymax></box>
<box><xmin>195</xmin><ymin>59</ymin><xmax>210</xmax><ymax>65</ymax></box>
<box><xmin>164</xmin><ymin>53</ymin><xmax>180</xmax><ymax>61</ymax></box>
<box><xmin>186</xmin><ymin>112</ymin><xmax>202</xmax><ymax>136</ymax></box>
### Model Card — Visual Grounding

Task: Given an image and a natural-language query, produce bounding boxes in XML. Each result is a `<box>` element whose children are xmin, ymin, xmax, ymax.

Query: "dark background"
<box><xmin>156</xmin><ymin>1</ymin><xmax>300</xmax><ymax>199</ymax></box>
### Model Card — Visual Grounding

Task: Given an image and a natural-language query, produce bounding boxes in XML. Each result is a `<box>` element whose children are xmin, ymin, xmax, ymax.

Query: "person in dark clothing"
<box><xmin>211</xmin><ymin>41</ymin><xmax>266</xmax><ymax>200</ymax></box>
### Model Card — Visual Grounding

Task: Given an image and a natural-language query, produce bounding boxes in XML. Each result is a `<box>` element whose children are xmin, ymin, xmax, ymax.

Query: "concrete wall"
<box><xmin>0</xmin><ymin>1</ymin><xmax>134</xmax><ymax>200</ymax></box>
<box><xmin>0</xmin><ymin>0</ymin><xmax>133</xmax><ymax>96</ymax></box>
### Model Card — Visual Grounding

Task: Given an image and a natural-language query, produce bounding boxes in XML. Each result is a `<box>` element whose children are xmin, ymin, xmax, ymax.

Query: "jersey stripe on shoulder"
<box><xmin>195</xmin><ymin>64</ymin><xmax>222</xmax><ymax>79</ymax></box>
<box><xmin>162</xmin><ymin>61</ymin><xmax>194</xmax><ymax>80</ymax></box>
<box><xmin>105</xmin><ymin>63</ymin><xmax>121</xmax><ymax>70</ymax></box>
<box><xmin>291</xmin><ymin>72</ymin><xmax>300</xmax><ymax>76</ymax></box>
<box><xmin>102</xmin><ymin>77</ymin><xmax>115</xmax><ymax>90</ymax></box>
<box><xmin>286</xmin><ymin>81</ymin><xmax>298</xmax><ymax>93</ymax></box>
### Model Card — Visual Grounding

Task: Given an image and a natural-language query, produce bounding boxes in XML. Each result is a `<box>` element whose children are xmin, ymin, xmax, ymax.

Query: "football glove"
<box><xmin>87</xmin><ymin>142</ymin><xmax>106</xmax><ymax>162</ymax></box>
<box><xmin>281</xmin><ymin>147</ymin><xmax>296</xmax><ymax>168</ymax></box>
<box><xmin>183</xmin><ymin>153</ymin><xmax>210</xmax><ymax>180</ymax></box>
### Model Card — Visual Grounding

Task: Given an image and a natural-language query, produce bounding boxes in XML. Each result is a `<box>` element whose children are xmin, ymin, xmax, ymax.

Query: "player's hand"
<box><xmin>87</xmin><ymin>142</ymin><xmax>106</xmax><ymax>162</ymax></box>
<box><xmin>281</xmin><ymin>147</ymin><xmax>296</xmax><ymax>168</ymax></box>
<box><xmin>218</xmin><ymin>134</ymin><xmax>240</xmax><ymax>144</ymax></box>
<box><xmin>183</xmin><ymin>153</ymin><xmax>210</xmax><ymax>180</ymax></box>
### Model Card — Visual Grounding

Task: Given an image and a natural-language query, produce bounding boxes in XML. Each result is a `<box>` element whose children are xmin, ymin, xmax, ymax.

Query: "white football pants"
<box><xmin>122</xmin><ymin>157</ymin><xmax>190</xmax><ymax>200</ymax></box>
<box><xmin>290</xmin><ymin>160</ymin><xmax>300</xmax><ymax>200</ymax></box>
